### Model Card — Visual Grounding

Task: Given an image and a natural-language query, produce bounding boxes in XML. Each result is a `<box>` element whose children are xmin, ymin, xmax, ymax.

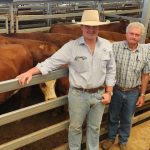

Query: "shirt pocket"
<box><xmin>73</xmin><ymin>58</ymin><xmax>89</xmax><ymax>73</ymax></box>
<box><xmin>115</xmin><ymin>57</ymin><xmax>122</xmax><ymax>70</ymax></box>
<box><xmin>133</xmin><ymin>56</ymin><xmax>144</xmax><ymax>74</ymax></box>
<box><xmin>100</xmin><ymin>54</ymin><xmax>110</xmax><ymax>73</ymax></box>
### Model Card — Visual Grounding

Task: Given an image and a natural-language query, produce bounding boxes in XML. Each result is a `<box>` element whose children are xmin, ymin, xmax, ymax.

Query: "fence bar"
<box><xmin>0</xmin><ymin>68</ymin><xmax>68</xmax><ymax>93</ymax></box>
<box><xmin>0</xmin><ymin>95</ymin><xmax>67</xmax><ymax>126</ymax></box>
<box><xmin>16</xmin><ymin>26</ymin><xmax>50</xmax><ymax>33</ymax></box>
<box><xmin>16</xmin><ymin>12</ymin><xmax>83</xmax><ymax>21</ymax></box>
<box><xmin>0</xmin><ymin>120</ymin><xmax>69</xmax><ymax>150</ymax></box>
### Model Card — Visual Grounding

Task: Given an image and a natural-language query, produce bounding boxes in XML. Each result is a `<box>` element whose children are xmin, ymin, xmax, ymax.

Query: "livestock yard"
<box><xmin>0</xmin><ymin>0</ymin><xmax>150</xmax><ymax>150</ymax></box>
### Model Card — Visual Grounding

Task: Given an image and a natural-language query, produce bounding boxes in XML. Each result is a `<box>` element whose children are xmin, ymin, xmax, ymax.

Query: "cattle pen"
<box><xmin>0</xmin><ymin>68</ymin><xmax>149</xmax><ymax>150</ymax></box>
<box><xmin>0</xmin><ymin>0</ymin><xmax>150</xmax><ymax>37</ymax></box>
<box><xmin>0</xmin><ymin>0</ymin><xmax>150</xmax><ymax>149</ymax></box>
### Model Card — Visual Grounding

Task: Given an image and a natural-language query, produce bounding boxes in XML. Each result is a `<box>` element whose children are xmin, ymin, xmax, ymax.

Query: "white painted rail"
<box><xmin>0</xmin><ymin>15</ymin><xmax>9</xmax><ymax>34</ymax></box>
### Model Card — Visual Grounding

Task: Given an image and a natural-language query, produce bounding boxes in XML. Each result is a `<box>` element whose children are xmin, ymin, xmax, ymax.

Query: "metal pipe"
<box><xmin>140</xmin><ymin>0</ymin><xmax>150</xmax><ymax>43</ymax></box>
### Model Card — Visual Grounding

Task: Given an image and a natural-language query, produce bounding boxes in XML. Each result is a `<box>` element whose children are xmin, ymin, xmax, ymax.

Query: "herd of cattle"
<box><xmin>0</xmin><ymin>19</ymin><xmax>150</xmax><ymax>109</ymax></box>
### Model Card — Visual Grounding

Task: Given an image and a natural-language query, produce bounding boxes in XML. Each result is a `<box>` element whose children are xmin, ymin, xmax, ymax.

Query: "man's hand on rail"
<box><xmin>17</xmin><ymin>72</ymin><xmax>32</xmax><ymax>86</ymax></box>
<box><xmin>16</xmin><ymin>67</ymin><xmax>40</xmax><ymax>86</ymax></box>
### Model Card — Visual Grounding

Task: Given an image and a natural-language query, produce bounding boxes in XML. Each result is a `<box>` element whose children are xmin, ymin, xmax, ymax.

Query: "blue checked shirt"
<box><xmin>36</xmin><ymin>36</ymin><xmax>116</xmax><ymax>89</ymax></box>
<box><xmin>113</xmin><ymin>41</ymin><xmax>150</xmax><ymax>88</ymax></box>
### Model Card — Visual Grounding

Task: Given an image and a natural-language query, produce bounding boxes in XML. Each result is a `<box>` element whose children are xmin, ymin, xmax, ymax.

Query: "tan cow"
<box><xmin>49</xmin><ymin>19</ymin><xmax>129</xmax><ymax>35</ymax></box>
<box><xmin>98</xmin><ymin>30</ymin><xmax>126</xmax><ymax>41</ymax></box>
<box><xmin>0</xmin><ymin>35</ymin><xmax>58</xmax><ymax>65</ymax></box>
<box><xmin>3</xmin><ymin>33</ymin><xmax>79</xmax><ymax>48</ymax></box>
<box><xmin>0</xmin><ymin>35</ymin><xmax>59</xmax><ymax>101</ymax></box>
<box><xmin>0</xmin><ymin>33</ymin><xmax>79</xmax><ymax>101</ymax></box>
<box><xmin>0</xmin><ymin>44</ymin><xmax>33</xmax><ymax>103</ymax></box>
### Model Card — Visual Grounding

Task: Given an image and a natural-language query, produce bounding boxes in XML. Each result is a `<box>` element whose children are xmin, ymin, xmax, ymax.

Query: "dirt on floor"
<box><xmin>100</xmin><ymin>120</ymin><xmax>150</xmax><ymax>150</ymax></box>
<box><xmin>0</xmin><ymin>105</ymin><xmax>69</xmax><ymax>150</ymax></box>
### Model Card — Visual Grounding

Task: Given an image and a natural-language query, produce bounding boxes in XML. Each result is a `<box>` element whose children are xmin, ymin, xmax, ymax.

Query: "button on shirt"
<box><xmin>36</xmin><ymin>36</ymin><xmax>116</xmax><ymax>89</ymax></box>
<box><xmin>113</xmin><ymin>41</ymin><xmax>150</xmax><ymax>88</ymax></box>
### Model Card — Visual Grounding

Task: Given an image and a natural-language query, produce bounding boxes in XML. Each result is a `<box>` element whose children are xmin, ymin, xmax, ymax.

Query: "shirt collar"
<box><xmin>78</xmin><ymin>36</ymin><xmax>101</xmax><ymax>45</ymax></box>
<box><xmin>124</xmin><ymin>41</ymin><xmax>140</xmax><ymax>52</ymax></box>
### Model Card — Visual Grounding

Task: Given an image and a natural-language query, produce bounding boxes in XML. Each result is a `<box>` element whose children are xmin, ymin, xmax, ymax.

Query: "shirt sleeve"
<box><xmin>105</xmin><ymin>43</ymin><xmax>116</xmax><ymax>86</ymax></box>
<box><xmin>143</xmin><ymin>47</ymin><xmax>150</xmax><ymax>74</ymax></box>
<box><xmin>36</xmin><ymin>41</ymin><xmax>72</xmax><ymax>75</ymax></box>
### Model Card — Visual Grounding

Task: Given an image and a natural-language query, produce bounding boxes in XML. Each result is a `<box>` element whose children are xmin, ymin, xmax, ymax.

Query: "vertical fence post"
<box><xmin>10</xmin><ymin>2</ymin><xmax>14</xmax><ymax>33</ymax></box>
<box><xmin>140</xmin><ymin>0</ymin><xmax>150</xmax><ymax>43</ymax></box>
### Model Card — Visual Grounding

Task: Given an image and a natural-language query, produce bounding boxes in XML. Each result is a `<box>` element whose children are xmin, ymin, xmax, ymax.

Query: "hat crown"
<box><xmin>77</xmin><ymin>9</ymin><xmax>108</xmax><ymax>26</ymax></box>
<box><xmin>81</xmin><ymin>10</ymin><xmax>100</xmax><ymax>22</ymax></box>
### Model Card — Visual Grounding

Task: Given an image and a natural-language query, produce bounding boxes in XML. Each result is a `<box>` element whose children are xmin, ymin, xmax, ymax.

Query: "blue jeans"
<box><xmin>108</xmin><ymin>88</ymin><xmax>139</xmax><ymax>144</ymax></box>
<box><xmin>68</xmin><ymin>87</ymin><xmax>105</xmax><ymax>150</ymax></box>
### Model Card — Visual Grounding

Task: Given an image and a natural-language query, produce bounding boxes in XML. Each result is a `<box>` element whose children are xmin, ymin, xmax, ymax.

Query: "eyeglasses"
<box><xmin>128</xmin><ymin>32</ymin><xmax>141</xmax><ymax>37</ymax></box>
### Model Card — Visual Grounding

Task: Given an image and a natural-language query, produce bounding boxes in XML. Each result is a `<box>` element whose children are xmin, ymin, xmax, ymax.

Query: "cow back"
<box><xmin>0</xmin><ymin>35</ymin><xmax>59</xmax><ymax>65</ymax></box>
<box><xmin>0</xmin><ymin>44</ymin><xmax>33</xmax><ymax>102</ymax></box>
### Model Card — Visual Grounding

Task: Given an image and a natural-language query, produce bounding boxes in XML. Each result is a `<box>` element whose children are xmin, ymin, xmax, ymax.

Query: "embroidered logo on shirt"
<box><xmin>75</xmin><ymin>56</ymin><xmax>87</xmax><ymax>61</ymax></box>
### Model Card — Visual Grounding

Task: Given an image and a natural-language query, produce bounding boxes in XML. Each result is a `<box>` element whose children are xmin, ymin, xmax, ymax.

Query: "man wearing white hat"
<box><xmin>17</xmin><ymin>10</ymin><xmax>116</xmax><ymax>150</ymax></box>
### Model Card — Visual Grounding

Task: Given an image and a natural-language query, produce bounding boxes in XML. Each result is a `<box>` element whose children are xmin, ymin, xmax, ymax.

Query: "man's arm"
<box><xmin>136</xmin><ymin>73</ymin><xmax>149</xmax><ymax>107</ymax></box>
<box><xmin>102</xmin><ymin>46</ymin><xmax>116</xmax><ymax>105</ymax></box>
<box><xmin>101</xmin><ymin>86</ymin><xmax>113</xmax><ymax>105</ymax></box>
<box><xmin>140</xmin><ymin>73</ymin><xmax>149</xmax><ymax>95</ymax></box>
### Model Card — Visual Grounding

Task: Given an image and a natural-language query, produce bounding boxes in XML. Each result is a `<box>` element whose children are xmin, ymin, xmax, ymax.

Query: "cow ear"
<box><xmin>39</xmin><ymin>44</ymin><xmax>44</xmax><ymax>49</ymax></box>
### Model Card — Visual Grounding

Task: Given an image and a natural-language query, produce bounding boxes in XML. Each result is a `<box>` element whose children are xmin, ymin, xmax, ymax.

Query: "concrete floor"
<box><xmin>99</xmin><ymin>120</ymin><xmax>150</xmax><ymax>150</ymax></box>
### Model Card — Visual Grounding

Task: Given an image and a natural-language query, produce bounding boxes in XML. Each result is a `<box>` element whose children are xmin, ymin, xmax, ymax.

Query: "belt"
<box><xmin>115</xmin><ymin>85</ymin><xmax>139</xmax><ymax>92</ymax></box>
<box><xmin>74</xmin><ymin>86</ymin><xmax>105</xmax><ymax>93</ymax></box>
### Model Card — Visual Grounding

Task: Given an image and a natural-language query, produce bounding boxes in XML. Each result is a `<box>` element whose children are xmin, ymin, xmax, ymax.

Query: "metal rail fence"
<box><xmin>0</xmin><ymin>68</ymin><xmax>149</xmax><ymax>150</ymax></box>
<box><xmin>0</xmin><ymin>0</ymin><xmax>145</xmax><ymax>34</ymax></box>
<box><xmin>0</xmin><ymin>15</ymin><xmax>9</xmax><ymax>34</ymax></box>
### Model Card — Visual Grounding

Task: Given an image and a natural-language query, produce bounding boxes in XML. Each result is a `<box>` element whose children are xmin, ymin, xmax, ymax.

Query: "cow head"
<box><xmin>39</xmin><ymin>80</ymin><xmax>57</xmax><ymax>101</ymax></box>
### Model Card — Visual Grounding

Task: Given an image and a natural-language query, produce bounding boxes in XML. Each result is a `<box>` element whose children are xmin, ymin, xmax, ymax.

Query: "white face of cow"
<box><xmin>39</xmin><ymin>80</ymin><xmax>57</xmax><ymax>101</ymax></box>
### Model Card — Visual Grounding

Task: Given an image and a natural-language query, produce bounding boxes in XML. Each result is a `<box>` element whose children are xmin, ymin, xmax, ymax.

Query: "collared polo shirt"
<box><xmin>36</xmin><ymin>36</ymin><xmax>116</xmax><ymax>89</ymax></box>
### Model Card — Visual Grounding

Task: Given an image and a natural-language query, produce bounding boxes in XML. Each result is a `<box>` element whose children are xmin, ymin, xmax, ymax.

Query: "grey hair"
<box><xmin>126</xmin><ymin>22</ymin><xmax>145</xmax><ymax>35</ymax></box>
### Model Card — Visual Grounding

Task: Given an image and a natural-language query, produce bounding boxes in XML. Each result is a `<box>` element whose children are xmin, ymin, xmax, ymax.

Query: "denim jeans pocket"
<box><xmin>95</xmin><ymin>93</ymin><xmax>103</xmax><ymax>100</ymax></box>
<box><xmin>95</xmin><ymin>89</ymin><xmax>105</xmax><ymax>102</ymax></box>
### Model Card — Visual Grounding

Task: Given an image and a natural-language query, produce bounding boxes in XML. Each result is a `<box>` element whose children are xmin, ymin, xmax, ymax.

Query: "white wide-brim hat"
<box><xmin>77</xmin><ymin>10</ymin><xmax>109</xmax><ymax>26</ymax></box>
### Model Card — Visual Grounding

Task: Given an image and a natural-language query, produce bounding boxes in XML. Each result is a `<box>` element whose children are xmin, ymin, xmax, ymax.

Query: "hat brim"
<box><xmin>77</xmin><ymin>21</ymin><xmax>109</xmax><ymax>26</ymax></box>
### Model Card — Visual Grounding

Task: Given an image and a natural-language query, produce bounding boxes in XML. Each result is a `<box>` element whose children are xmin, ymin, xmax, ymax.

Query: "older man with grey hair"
<box><xmin>102</xmin><ymin>22</ymin><xmax>150</xmax><ymax>150</ymax></box>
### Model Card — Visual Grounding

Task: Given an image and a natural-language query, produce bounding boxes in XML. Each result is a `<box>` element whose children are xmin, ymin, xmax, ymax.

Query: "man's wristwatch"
<box><xmin>106</xmin><ymin>91</ymin><xmax>113</xmax><ymax>96</ymax></box>
<box><xmin>140</xmin><ymin>93</ymin><xmax>145</xmax><ymax>97</ymax></box>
